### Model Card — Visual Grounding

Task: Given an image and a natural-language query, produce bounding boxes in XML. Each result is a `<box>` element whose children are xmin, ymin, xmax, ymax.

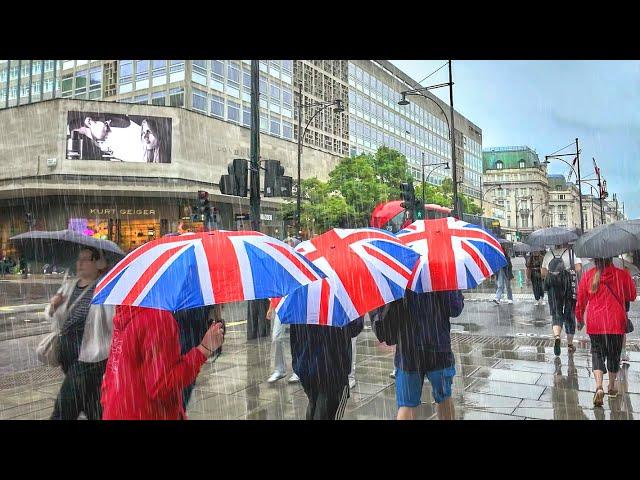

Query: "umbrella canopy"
<box><xmin>397</xmin><ymin>218</ymin><xmax>507</xmax><ymax>292</ymax></box>
<box><xmin>513</xmin><ymin>242</ymin><xmax>543</xmax><ymax>254</ymax></box>
<box><xmin>275</xmin><ymin>228</ymin><xmax>421</xmax><ymax>327</ymax></box>
<box><xmin>10</xmin><ymin>229</ymin><xmax>125</xmax><ymax>266</ymax></box>
<box><xmin>574</xmin><ymin>220</ymin><xmax>640</xmax><ymax>259</ymax></box>
<box><xmin>525</xmin><ymin>227</ymin><xmax>579</xmax><ymax>249</ymax></box>
<box><xmin>91</xmin><ymin>230</ymin><xmax>326</xmax><ymax>311</ymax></box>
<box><xmin>582</xmin><ymin>257</ymin><xmax>640</xmax><ymax>276</ymax></box>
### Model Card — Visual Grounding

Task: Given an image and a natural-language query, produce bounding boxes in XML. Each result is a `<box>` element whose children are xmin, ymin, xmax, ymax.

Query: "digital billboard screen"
<box><xmin>66</xmin><ymin>111</ymin><xmax>172</xmax><ymax>163</ymax></box>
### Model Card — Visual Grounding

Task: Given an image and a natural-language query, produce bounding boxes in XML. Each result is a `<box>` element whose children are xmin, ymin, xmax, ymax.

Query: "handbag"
<box><xmin>36</xmin><ymin>280</ymin><xmax>96</xmax><ymax>367</ymax></box>
<box><xmin>602</xmin><ymin>282</ymin><xmax>634</xmax><ymax>333</ymax></box>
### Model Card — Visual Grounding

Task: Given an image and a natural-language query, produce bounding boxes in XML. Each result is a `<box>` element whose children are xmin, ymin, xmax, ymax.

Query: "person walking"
<box><xmin>542</xmin><ymin>244</ymin><xmax>582</xmax><ymax>356</ymax></box>
<box><xmin>493</xmin><ymin>245</ymin><xmax>513</xmax><ymax>305</ymax></box>
<box><xmin>575</xmin><ymin>258</ymin><xmax>637</xmax><ymax>407</ymax></box>
<box><xmin>394</xmin><ymin>289</ymin><xmax>464</xmax><ymax>420</ymax></box>
<box><xmin>290</xmin><ymin>317</ymin><xmax>364</xmax><ymax>420</ymax></box>
<box><xmin>265</xmin><ymin>298</ymin><xmax>299</xmax><ymax>384</ymax></box>
<box><xmin>48</xmin><ymin>247</ymin><xmax>115</xmax><ymax>420</ymax></box>
<box><xmin>101</xmin><ymin>305</ymin><xmax>225</xmax><ymax>420</ymax></box>
<box><xmin>526</xmin><ymin>250</ymin><xmax>545</xmax><ymax>305</ymax></box>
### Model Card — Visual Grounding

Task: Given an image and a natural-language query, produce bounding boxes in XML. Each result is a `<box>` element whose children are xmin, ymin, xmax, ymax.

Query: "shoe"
<box><xmin>267</xmin><ymin>371</ymin><xmax>286</xmax><ymax>383</ymax></box>
<box><xmin>506</xmin><ymin>299</ymin><xmax>513</xmax><ymax>304</ymax></box>
<box><xmin>540</xmin><ymin>300</ymin><xmax>546</xmax><ymax>306</ymax></box>
<box><xmin>389</xmin><ymin>369</ymin><xmax>396</xmax><ymax>379</ymax></box>
<box><xmin>593</xmin><ymin>388</ymin><xmax>605</xmax><ymax>407</ymax></box>
<box><xmin>607</xmin><ymin>388</ymin><xmax>618</xmax><ymax>398</ymax></box>
<box><xmin>288</xmin><ymin>373</ymin><xmax>300</xmax><ymax>383</ymax></box>
<box><xmin>567</xmin><ymin>344</ymin><xmax>576</xmax><ymax>354</ymax></box>
<box><xmin>348</xmin><ymin>376</ymin><xmax>356</xmax><ymax>389</ymax></box>
<box><xmin>554</xmin><ymin>337</ymin><xmax>561</xmax><ymax>356</ymax></box>
<box><xmin>492</xmin><ymin>299</ymin><xmax>500</xmax><ymax>305</ymax></box>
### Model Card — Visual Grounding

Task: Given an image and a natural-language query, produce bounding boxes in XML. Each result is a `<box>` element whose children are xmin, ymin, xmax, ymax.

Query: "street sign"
<box><xmin>235</xmin><ymin>213</ymin><xmax>250</xmax><ymax>221</ymax></box>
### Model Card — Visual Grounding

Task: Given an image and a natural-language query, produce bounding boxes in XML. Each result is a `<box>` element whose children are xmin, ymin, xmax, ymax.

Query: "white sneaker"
<box><xmin>540</xmin><ymin>300</ymin><xmax>546</xmax><ymax>306</ymax></box>
<box><xmin>348</xmin><ymin>376</ymin><xmax>356</xmax><ymax>389</ymax></box>
<box><xmin>267</xmin><ymin>371</ymin><xmax>286</xmax><ymax>383</ymax></box>
<box><xmin>288</xmin><ymin>373</ymin><xmax>300</xmax><ymax>383</ymax></box>
<box><xmin>506</xmin><ymin>299</ymin><xmax>513</xmax><ymax>304</ymax></box>
<box><xmin>389</xmin><ymin>369</ymin><xmax>397</xmax><ymax>379</ymax></box>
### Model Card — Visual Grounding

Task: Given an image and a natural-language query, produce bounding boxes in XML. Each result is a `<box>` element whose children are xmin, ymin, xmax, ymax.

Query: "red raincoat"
<box><xmin>575</xmin><ymin>265</ymin><xmax>637</xmax><ymax>335</ymax></box>
<box><xmin>101</xmin><ymin>306</ymin><xmax>207</xmax><ymax>420</ymax></box>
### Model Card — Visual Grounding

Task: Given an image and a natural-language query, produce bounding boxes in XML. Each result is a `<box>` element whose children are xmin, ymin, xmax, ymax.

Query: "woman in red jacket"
<box><xmin>575</xmin><ymin>258</ymin><xmax>637</xmax><ymax>407</ymax></box>
<box><xmin>101</xmin><ymin>305</ymin><xmax>224</xmax><ymax>420</ymax></box>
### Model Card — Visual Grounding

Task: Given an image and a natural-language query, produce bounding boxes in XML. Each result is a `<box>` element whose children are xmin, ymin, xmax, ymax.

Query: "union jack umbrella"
<box><xmin>91</xmin><ymin>231</ymin><xmax>325</xmax><ymax>311</ymax></box>
<box><xmin>398</xmin><ymin>218</ymin><xmax>507</xmax><ymax>292</ymax></box>
<box><xmin>275</xmin><ymin>228</ymin><xmax>421</xmax><ymax>327</ymax></box>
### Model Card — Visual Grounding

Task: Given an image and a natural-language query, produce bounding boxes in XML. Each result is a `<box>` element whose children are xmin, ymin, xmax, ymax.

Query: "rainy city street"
<box><xmin>2</xmin><ymin>258</ymin><xmax>639</xmax><ymax>420</ymax></box>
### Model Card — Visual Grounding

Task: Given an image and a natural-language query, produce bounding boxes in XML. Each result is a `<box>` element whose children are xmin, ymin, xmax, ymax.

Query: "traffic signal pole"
<box><xmin>249</xmin><ymin>60</ymin><xmax>261</xmax><ymax>232</ymax></box>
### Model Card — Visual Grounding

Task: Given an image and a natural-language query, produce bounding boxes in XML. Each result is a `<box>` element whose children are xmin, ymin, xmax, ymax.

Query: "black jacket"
<box><xmin>290</xmin><ymin>317</ymin><xmax>364</xmax><ymax>392</ymax></box>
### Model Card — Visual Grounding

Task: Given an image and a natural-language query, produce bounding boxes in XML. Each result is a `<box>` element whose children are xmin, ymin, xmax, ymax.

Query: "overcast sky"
<box><xmin>391</xmin><ymin>60</ymin><xmax>640</xmax><ymax>219</ymax></box>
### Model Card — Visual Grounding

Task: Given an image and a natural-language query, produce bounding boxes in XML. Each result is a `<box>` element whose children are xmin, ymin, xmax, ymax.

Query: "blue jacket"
<box><xmin>395</xmin><ymin>290</ymin><xmax>464</xmax><ymax>371</ymax></box>
<box><xmin>290</xmin><ymin>317</ymin><xmax>364</xmax><ymax>392</ymax></box>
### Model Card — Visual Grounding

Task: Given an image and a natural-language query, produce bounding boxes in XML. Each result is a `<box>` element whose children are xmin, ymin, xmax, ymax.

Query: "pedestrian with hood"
<box><xmin>493</xmin><ymin>244</ymin><xmax>514</xmax><ymax>305</ymax></box>
<box><xmin>46</xmin><ymin>247</ymin><xmax>115</xmax><ymax>420</ymax></box>
<box><xmin>101</xmin><ymin>305</ymin><xmax>225</xmax><ymax>420</ymax></box>
<box><xmin>542</xmin><ymin>243</ymin><xmax>582</xmax><ymax>356</ymax></box>
<box><xmin>575</xmin><ymin>258</ymin><xmax>636</xmax><ymax>407</ymax></box>
<box><xmin>290</xmin><ymin>316</ymin><xmax>364</xmax><ymax>420</ymax></box>
<box><xmin>526</xmin><ymin>250</ymin><xmax>546</xmax><ymax>305</ymax></box>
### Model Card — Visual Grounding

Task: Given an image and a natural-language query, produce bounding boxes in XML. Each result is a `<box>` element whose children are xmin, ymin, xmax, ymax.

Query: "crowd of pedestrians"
<box><xmin>38</xmin><ymin>240</ymin><xmax>638</xmax><ymax>420</ymax></box>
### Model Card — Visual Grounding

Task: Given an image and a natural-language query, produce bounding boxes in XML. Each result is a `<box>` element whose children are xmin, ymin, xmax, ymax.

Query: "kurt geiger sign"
<box><xmin>89</xmin><ymin>208</ymin><xmax>157</xmax><ymax>216</ymax></box>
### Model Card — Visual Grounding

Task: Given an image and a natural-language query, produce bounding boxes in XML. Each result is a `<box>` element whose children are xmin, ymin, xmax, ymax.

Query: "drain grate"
<box><xmin>451</xmin><ymin>332</ymin><xmax>640</xmax><ymax>351</ymax></box>
<box><xmin>0</xmin><ymin>366</ymin><xmax>63</xmax><ymax>391</ymax></box>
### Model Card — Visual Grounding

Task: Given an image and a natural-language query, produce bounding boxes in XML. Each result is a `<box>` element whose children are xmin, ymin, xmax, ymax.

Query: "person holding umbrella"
<box><xmin>526</xmin><ymin>250</ymin><xmax>546</xmax><ymax>306</ymax></box>
<box><xmin>575</xmin><ymin>258</ymin><xmax>636</xmax><ymax>406</ymax></box>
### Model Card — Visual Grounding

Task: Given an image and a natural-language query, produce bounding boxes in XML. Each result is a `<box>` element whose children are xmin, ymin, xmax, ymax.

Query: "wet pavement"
<box><xmin>1</xmin><ymin>321</ymin><xmax>639</xmax><ymax>420</ymax></box>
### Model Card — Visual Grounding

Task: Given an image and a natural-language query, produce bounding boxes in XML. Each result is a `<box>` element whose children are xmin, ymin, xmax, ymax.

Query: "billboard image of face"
<box><xmin>66</xmin><ymin>111</ymin><xmax>172</xmax><ymax>163</ymax></box>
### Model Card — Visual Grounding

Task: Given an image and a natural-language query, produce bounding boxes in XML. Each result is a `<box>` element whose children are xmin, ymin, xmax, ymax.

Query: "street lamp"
<box><xmin>480</xmin><ymin>184</ymin><xmax>503</xmax><ymax>213</ymax></box>
<box><xmin>419</xmin><ymin>152</ymin><xmax>449</xmax><ymax>202</ymax></box>
<box><xmin>295</xmin><ymin>83</ymin><xmax>344</xmax><ymax>237</ymax></box>
<box><xmin>398</xmin><ymin>60</ymin><xmax>460</xmax><ymax>216</ymax></box>
<box><xmin>544</xmin><ymin>138</ymin><xmax>583</xmax><ymax>233</ymax></box>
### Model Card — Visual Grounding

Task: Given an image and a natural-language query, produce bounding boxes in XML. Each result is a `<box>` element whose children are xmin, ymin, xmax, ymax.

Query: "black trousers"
<box><xmin>303</xmin><ymin>384</ymin><xmax>350</xmax><ymax>420</ymax></box>
<box><xmin>51</xmin><ymin>360</ymin><xmax>107</xmax><ymax>420</ymax></box>
<box><xmin>589</xmin><ymin>334</ymin><xmax>624</xmax><ymax>374</ymax></box>
<box><xmin>531</xmin><ymin>275</ymin><xmax>544</xmax><ymax>300</ymax></box>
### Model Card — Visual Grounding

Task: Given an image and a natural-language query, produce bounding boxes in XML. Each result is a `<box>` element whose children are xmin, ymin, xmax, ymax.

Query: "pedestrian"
<box><xmin>19</xmin><ymin>255</ymin><xmax>27</xmax><ymax>278</ymax></box>
<box><xmin>101</xmin><ymin>305</ymin><xmax>225</xmax><ymax>420</ymax></box>
<box><xmin>575</xmin><ymin>258</ymin><xmax>637</xmax><ymax>407</ymax></box>
<box><xmin>48</xmin><ymin>247</ymin><xmax>115</xmax><ymax>420</ymax></box>
<box><xmin>542</xmin><ymin>244</ymin><xmax>582</xmax><ymax>356</ymax></box>
<box><xmin>173</xmin><ymin>305</ymin><xmax>224</xmax><ymax>409</ymax></box>
<box><xmin>394</xmin><ymin>289</ymin><xmax>464</xmax><ymax>421</ymax></box>
<box><xmin>526</xmin><ymin>250</ymin><xmax>545</xmax><ymax>305</ymax></box>
<box><xmin>289</xmin><ymin>317</ymin><xmax>364</xmax><ymax>420</ymax></box>
<box><xmin>493</xmin><ymin>245</ymin><xmax>513</xmax><ymax>305</ymax></box>
<box><xmin>266</xmin><ymin>298</ymin><xmax>299</xmax><ymax>384</ymax></box>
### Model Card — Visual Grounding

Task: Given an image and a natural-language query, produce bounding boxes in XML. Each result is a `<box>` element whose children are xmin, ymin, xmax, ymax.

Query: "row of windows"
<box><xmin>1</xmin><ymin>78</ymin><xmax>59</xmax><ymax>101</ymax></box>
<box><xmin>191</xmin><ymin>89</ymin><xmax>293</xmax><ymax>141</ymax></box>
<box><xmin>1</xmin><ymin>60</ymin><xmax>59</xmax><ymax>82</ymax></box>
<box><xmin>119</xmin><ymin>88</ymin><xmax>185</xmax><ymax>108</ymax></box>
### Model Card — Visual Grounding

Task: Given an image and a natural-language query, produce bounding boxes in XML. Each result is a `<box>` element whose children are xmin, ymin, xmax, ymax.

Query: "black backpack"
<box><xmin>371</xmin><ymin>298</ymin><xmax>411</xmax><ymax>346</ymax></box>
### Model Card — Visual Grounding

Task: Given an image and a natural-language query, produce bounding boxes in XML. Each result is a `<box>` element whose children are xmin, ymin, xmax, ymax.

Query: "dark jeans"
<box><xmin>590</xmin><ymin>334</ymin><xmax>624</xmax><ymax>374</ymax></box>
<box><xmin>175</xmin><ymin>307</ymin><xmax>212</xmax><ymax>408</ymax></box>
<box><xmin>302</xmin><ymin>384</ymin><xmax>349</xmax><ymax>420</ymax></box>
<box><xmin>51</xmin><ymin>360</ymin><xmax>107</xmax><ymax>420</ymax></box>
<box><xmin>531</xmin><ymin>275</ymin><xmax>544</xmax><ymax>301</ymax></box>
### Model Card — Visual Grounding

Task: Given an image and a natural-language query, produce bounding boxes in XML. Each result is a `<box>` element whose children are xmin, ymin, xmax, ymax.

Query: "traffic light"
<box><xmin>400</xmin><ymin>182</ymin><xmax>415</xmax><ymax>210</ymax></box>
<box><xmin>414</xmin><ymin>199</ymin><xmax>425</xmax><ymax>220</ymax></box>
<box><xmin>264</xmin><ymin>160</ymin><xmax>284</xmax><ymax>197</ymax></box>
<box><xmin>515</xmin><ymin>231</ymin><xmax>521</xmax><ymax>242</ymax></box>
<box><xmin>219</xmin><ymin>158</ymin><xmax>248</xmax><ymax>197</ymax></box>
<box><xmin>276</xmin><ymin>176</ymin><xmax>293</xmax><ymax>197</ymax></box>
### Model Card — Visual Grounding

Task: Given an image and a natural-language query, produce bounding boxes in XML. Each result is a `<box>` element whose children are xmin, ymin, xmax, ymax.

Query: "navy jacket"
<box><xmin>290</xmin><ymin>317</ymin><xmax>364</xmax><ymax>392</ymax></box>
<box><xmin>395</xmin><ymin>290</ymin><xmax>464</xmax><ymax>371</ymax></box>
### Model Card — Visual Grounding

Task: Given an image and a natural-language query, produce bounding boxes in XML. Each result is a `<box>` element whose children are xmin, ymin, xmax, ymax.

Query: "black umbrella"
<box><xmin>582</xmin><ymin>257</ymin><xmax>640</xmax><ymax>276</ymax></box>
<box><xmin>525</xmin><ymin>227</ymin><xmax>579</xmax><ymax>249</ymax></box>
<box><xmin>574</xmin><ymin>220</ymin><xmax>640</xmax><ymax>259</ymax></box>
<box><xmin>10</xmin><ymin>229</ymin><xmax>125</xmax><ymax>268</ymax></box>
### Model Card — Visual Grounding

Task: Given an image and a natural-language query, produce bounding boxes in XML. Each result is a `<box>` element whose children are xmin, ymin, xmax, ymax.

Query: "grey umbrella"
<box><xmin>10</xmin><ymin>229</ymin><xmax>125</xmax><ymax>267</ymax></box>
<box><xmin>525</xmin><ymin>227</ymin><xmax>579</xmax><ymax>249</ymax></box>
<box><xmin>573</xmin><ymin>220</ymin><xmax>640</xmax><ymax>259</ymax></box>
<box><xmin>582</xmin><ymin>257</ymin><xmax>640</xmax><ymax>276</ymax></box>
<box><xmin>513</xmin><ymin>241</ymin><xmax>541</xmax><ymax>254</ymax></box>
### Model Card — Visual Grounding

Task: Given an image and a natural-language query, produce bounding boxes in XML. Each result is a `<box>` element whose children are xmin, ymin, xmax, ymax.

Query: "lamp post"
<box><xmin>398</xmin><ymin>60</ymin><xmax>460</xmax><ymax>216</ymax></box>
<box><xmin>420</xmin><ymin>151</ymin><xmax>449</xmax><ymax>202</ymax></box>
<box><xmin>295</xmin><ymin>83</ymin><xmax>343</xmax><ymax>237</ymax></box>
<box><xmin>544</xmin><ymin>138</ymin><xmax>583</xmax><ymax>233</ymax></box>
<box><xmin>480</xmin><ymin>184</ymin><xmax>503</xmax><ymax>213</ymax></box>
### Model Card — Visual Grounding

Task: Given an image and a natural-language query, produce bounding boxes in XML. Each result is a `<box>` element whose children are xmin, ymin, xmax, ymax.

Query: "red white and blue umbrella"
<box><xmin>91</xmin><ymin>231</ymin><xmax>325</xmax><ymax>311</ymax></box>
<box><xmin>275</xmin><ymin>228</ymin><xmax>421</xmax><ymax>327</ymax></box>
<box><xmin>398</xmin><ymin>217</ymin><xmax>507</xmax><ymax>292</ymax></box>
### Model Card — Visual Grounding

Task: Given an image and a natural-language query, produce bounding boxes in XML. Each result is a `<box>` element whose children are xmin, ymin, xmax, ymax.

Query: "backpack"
<box><xmin>371</xmin><ymin>298</ymin><xmax>411</xmax><ymax>346</ymax></box>
<box><xmin>547</xmin><ymin>249</ymin><xmax>577</xmax><ymax>300</ymax></box>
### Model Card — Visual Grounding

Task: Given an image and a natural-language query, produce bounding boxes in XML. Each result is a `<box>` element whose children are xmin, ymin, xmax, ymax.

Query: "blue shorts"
<box><xmin>396</xmin><ymin>364</ymin><xmax>456</xmax><ymax>407</ymax></box>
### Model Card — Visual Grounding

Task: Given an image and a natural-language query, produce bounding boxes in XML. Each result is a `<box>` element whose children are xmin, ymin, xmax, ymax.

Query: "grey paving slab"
<box><xmin>459</xmin><ymin>392</ymin><xmax>523</xmax><ymax>416</ymax></box>
<box><xmin>470</xmin><ymin>367</ymin><xmax>542</xmax><ymax>385</ymax></box>
<box><xmin>513</xmin><ymin>406</ymin><xmax>596</xmax><ymax>420</ymax></box>
<box><xmin>456</xmin><ymin>408</ymin><xmax>525</xmax><ymax>420</ymax></box>
<box><xmin>0</xmin><ymin>399</ymin><xmax>53</xmax><ymax>419</ymax></box>
<box><xmin>467</xmin><ymin>379</ymin><xmax>546</xmax><ymax>400</ymax></box>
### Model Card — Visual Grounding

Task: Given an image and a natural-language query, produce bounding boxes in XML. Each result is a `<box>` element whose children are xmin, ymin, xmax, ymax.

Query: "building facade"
<box><xmin>547</xmin><ymin>174</ymin><xmax>581</xmax><ymax>230</ymax></box>
<box><xmin>482</xmin><ymin>146</ymin><xmax>549</xmax><ymax>240</ymax></box>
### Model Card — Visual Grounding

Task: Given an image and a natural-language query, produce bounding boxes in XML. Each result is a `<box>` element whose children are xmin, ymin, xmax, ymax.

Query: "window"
<box><xmin>74</xmin><ymin>70</ymin><xmax>88</xmax><ymax>95</ymax></box>
<box><xmin>169</xmin><ymin>87</ymin><xmax>184</xmax><ymax>107</ymax></box>
<box><xmin>496</xmin><ymin>160</ymin><xmax>503</xmax><ymax>170</ymax></box>
<box><xmin>192</xmin><ymin>88</ymin><xmax>207</xmax><ymax>112</ymax></box>
<box><xmin>283</xmin><ymin>121</ymin><xmax>293</xmax><ymax>139</ymax></box>
<box><xmin>259</xmin><ymin>77</ymin><xmax>267</xmax><ymax>95</ymax></box>
<box><xmin>211</xmin><ymin>60</ymin><xmax>224</xmax><ymax>78</ymax></box>
<box><xmin>10</xmin><ymin>65</ymin><xmax>19</xmax><ymax>79</ymax></box>
<box><xmin>227</xmin><ymin>100</ymin><xmax>240</xmax><ymax>123</ymax></box>
<box><xmin>282</xmin><ymin>60</ymin><xmax>293</xmax><ymax>73</ymax></box>
<box><xmin>170</xmin><ymin>60</ymin><xmax>185</xmax><ymax>72</ymax></box>
<box><xmin>61</xmin><ymin>73</ymin><xmax>73</xmax><ymax>94</ymax></box>
<box><xmin>44</xmin><ymin>60</ymin><xmax>55</xmax><ymax>72</ymax></box>
<box><xmin>136</xmin><ymin>60</ymin><xmax>149</xmax><ymax>80</ymax></box>
<box><xmin>119</xmin><ymin>60</ymin><xmax>133</xmax><ymax>83</ymax></box>
<box><xmin>151</xmin><ymin>91</ymin><xmax>166</xmax><ymax>106</ymax></box>
<box><xmin>519</xmin><ymin>159</ymin><xmax>525</xmax><ymax>169</ymax></box>
<box><xmin>270</xmin><ymin>84</ymin><xmax>280</xmax><ymax>103</ymax></box>
<box><xmin>242</xmin><ymin>69</ymin><xmax>251</xmax><ymax>90</ymax></box>
<box><xmin>32</xmin><ymin>61</ymin><xmax>42</xmax><ymax>75</ymax></box>
<box><xmin>270</xmin><ymin>117</ymin><xmax>280</xmax><ymax>136</ymax></box>
<box><xmin>242</xmin><ymin>106</ymin><xmax>251</xmax><ymax>127</ymax></box>
<box><xmin>227</xmin><ymin>62</ymin><xmax>240</xmax><ymax>85</ymax></box>
<box><xmin>260</xmin><ymin>112</ymin><xmax>268</xmax><ymax>132</ymax></box>
<box><xmin>211</xmin><ymin>94</ymin><xmax>224</xmax><ymax>117</ymax></box>
<box><xmin>133</xmin><ymin>94</ymin><xmax>148</xmax><ymax>104</ymax></box>
<box><xmin>44</xmin><ymin>78</ymin><xmax>54</xmax><ymax>93</ymax></box>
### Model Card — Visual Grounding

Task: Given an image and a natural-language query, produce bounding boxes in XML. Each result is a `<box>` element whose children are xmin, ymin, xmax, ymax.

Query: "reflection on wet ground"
<box><xmin>2</xmin><ymin>323</ymin><xmax>640</xmax><ymax>420</ymax></box>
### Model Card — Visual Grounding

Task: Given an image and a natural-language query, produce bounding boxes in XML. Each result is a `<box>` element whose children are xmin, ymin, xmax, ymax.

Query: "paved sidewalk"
<box><xmin>2</xmin><ymin>324</ymin><xmax>639</xmax><ymax>420</ymax></box>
